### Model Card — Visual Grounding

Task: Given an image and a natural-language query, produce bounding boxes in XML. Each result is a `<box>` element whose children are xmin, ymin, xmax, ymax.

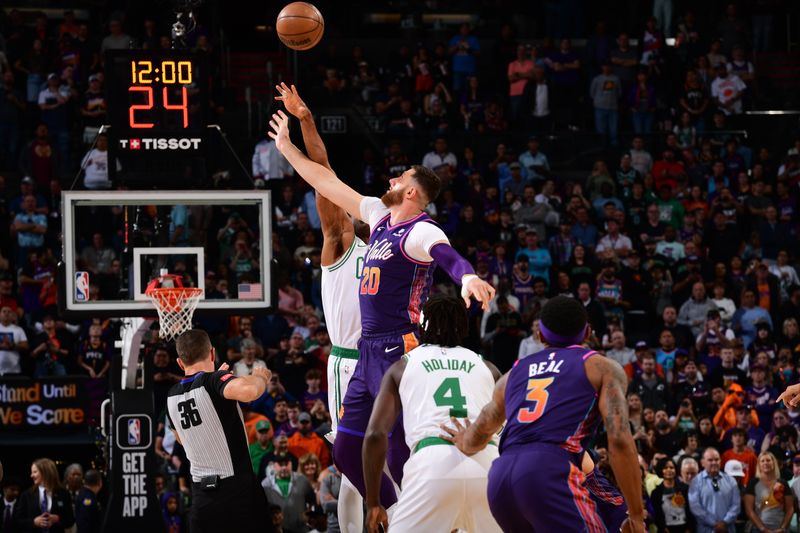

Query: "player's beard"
<box><xmin>381</xmin><ymin>184</ymin><xmax>406</xmax><ymax>207</ymax></box>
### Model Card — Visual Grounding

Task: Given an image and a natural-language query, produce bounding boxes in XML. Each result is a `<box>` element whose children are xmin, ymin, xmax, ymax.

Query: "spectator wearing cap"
<box><xmin>678</xmin><ymin>282</ymin><xmax>717</xmax><ymax>337</ymax></box>
<box><xmin>518</xmin><ymin>136</ymin><xmax>550</xmax><ymax>183</ymax></box>
<box><xmin>514</xmin><ymin>229</ymin><xmax>551</xmax><ymax>285</ymax></box>
<box><xmin>502</xmin><ymin>161</ymin><xmax>530</xmax><ymax>201</ymax></box>
<box><xmin>262</xmin><ymin>455</ymin><xmax>316</xmax><ymax>533</ymax></box>
<box><xmin>249</xmin><ymin>420</ymin><xmax>275</xmax><ymax>474</ymax></box>
<box><xmin>721</xmin><ymin>428</ymin><xmax>758</xmax><ymax>486</ymax></box>
<box><xmin>286</xmin><ymin>412</ymin><xmax>330</xmax><ymax>468</ymax></box>
<box><xmin>688</xmin><ymin>447</ymin><xmax>740</xmax><ymax>533</ymax></box>
<box><xmin>743</xmin><ymin>452</ymin><xmax>794</xmax><ymax>533</ymax></box>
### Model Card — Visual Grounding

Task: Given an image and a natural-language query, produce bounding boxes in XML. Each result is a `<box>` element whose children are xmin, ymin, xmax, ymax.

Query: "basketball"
<box><xmin>276</xmin><ymin>2</ymin><xmax>324</xmax><ymax>51</ymax></box>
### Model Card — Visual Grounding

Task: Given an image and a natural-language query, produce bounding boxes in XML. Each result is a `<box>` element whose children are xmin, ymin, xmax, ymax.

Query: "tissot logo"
<box><xmin>119</xmin><ymin>138</ymin><xmax>202</xmax><ymax>150</ymax></box>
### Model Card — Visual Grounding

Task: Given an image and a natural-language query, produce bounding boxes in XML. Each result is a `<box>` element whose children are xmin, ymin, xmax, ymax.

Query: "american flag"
<box><xmin>237</xmin><ymin>283</ymin><xmax>262</xmax><ymax>300</ymax></box>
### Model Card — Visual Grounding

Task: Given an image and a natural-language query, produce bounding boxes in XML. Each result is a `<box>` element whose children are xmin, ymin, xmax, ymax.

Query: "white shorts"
<box><xmin>327</xmin><ymin>345</ymin><xmax>359</xmax><ymax>439</ymax></box>
<box><xmin>389</xmin><ymin>441</ymin><xmax>502</xmax><ymax>533</ymax></box>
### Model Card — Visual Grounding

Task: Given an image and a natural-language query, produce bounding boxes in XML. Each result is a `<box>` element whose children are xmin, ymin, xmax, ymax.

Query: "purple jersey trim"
<box><xmin>337</xmin><ymin>425</ymin><xmax>366</xmax><ymax>438</ymax></box>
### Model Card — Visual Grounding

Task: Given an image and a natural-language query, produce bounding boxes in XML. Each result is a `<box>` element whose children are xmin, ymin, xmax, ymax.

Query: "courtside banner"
<box><xmin>0</xmin><ymin>376</ymin><xmax>90</xmax><ymax>430</ymax></box>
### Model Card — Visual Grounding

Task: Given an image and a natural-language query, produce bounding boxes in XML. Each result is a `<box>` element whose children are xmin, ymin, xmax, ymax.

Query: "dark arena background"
<box><xmin>1</xmin><ymin>0</ymin><xmax>800</xmax><ymax>531</ymax></box>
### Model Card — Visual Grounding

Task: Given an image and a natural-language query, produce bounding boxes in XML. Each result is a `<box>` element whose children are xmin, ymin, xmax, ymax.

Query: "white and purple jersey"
<box><xmin>359</xmin><ymin>197</ymin><xmax>449</xmax><ymax>336</ymax></box>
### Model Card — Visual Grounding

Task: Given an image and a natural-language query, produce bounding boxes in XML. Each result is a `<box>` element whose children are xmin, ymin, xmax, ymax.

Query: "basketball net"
<box><xmin>144</xmin><ymin>273</ymin><xmax>203</xmax><ymax>340</ymax></box>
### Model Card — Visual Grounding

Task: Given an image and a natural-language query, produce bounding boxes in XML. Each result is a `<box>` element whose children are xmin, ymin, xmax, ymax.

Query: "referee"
<box><xmin>166</xmin><ymin>329</ymin><xmax>272</xmax><ymax>533</ymax></box>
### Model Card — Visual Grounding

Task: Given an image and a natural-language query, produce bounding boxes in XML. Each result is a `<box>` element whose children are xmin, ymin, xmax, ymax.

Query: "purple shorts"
<box><xmin>338</xmin><ymin>329</ymin><xmax>420</xmax><ymax>434</ymax></box>
<box><xmin>487</xmin><ymin>444</ymin><xmax>607</xmax><ymax>533</ymax></box>
<box><xmin>585</xmin><ymin>467</ymin><xmax>627</xmax><ymax>531</ymax></box>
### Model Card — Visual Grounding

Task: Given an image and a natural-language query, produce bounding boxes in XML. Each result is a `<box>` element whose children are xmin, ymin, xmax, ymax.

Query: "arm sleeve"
<box><xmin>208</xmin><ymin>370</ymin><xmax>238</xmax><ymax>398</ymax></box>
<box><xmin>403</xmin><ymin>221</ymin><xmax>450</xmax><ymax>262</ymax></box>
<box><xmin>359</xmin><ymin>196</ymin><xmax>390</xmax><ymax>226</ymax></box>
<box><xmin>429</xmin><ymin>243</ymin><xmax>476</xmax><ymax>284</ymax></box>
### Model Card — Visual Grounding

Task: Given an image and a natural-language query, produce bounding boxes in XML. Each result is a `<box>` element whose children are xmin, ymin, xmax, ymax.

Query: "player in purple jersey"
<box><xmin>442</xmin><ymin>296</ymin><xmax>645</xmax><ymax>533</ymax></box>
<box><xmin>268</xmin><ymin>105</ymin><xmax>495</xmax><ymax>508</ymax></box>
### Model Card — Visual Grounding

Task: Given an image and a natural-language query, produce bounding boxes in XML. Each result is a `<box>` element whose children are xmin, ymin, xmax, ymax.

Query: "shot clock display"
<box><xmin>105</xmin><ymin>50</ymin><xmax>210</xmax><ymax>187</ymax></box>
<box><xmin>106</xmin><ymin>50</ymin><xmax>208</xmax><ymax>133</ymax></box>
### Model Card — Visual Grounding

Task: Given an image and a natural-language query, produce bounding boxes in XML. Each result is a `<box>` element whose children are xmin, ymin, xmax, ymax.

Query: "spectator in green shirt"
<box><xmin>249</xmin><ymin>419</ymin><xmax>274</xmax><ymax>474</ymax></box>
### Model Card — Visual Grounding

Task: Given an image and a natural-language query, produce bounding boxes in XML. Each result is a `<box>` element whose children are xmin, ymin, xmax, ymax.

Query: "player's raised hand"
<box><xmin>366</xmin><ymin>505</ymin><xmax>388</xmax><ymax>533</ymax></box>
<box><xmin>461</xmin><ymin>277</ymin><xmax>496</xmax><ymax>311</ymax></box>
<box><xmin>268</xmin><ymin>110</ymin><xmax>291</xmax><ymax>152</ymax></box>
<box><xmin>218</xmin><ymin>362</ymin><xmax>230</xmax><ymax>372</ymax></box>
<box><xmin>275</xmin><ymin>82</ymin><xmax>310</xmax><ymax>120</ymax></box>
<box><xmin>778</xmin><ymin>383</ymin><xmax>800</xmax><ymax>407</ymax></box>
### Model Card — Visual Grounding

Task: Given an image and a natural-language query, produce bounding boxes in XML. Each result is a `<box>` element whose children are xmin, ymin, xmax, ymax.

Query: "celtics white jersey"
<box><xmin>399</xmin><ymin>344</ymin><xmax>495</xmax><ymax>450</ymax></box>
<box><xmin>321</xmin><ymin>237</ymin><xmax>367</xmax><ymax>350</ymax></box>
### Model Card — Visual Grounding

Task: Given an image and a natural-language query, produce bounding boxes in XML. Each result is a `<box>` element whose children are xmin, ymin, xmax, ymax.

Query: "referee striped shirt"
<box><xmin>166</xmin><ymin>370</ymin><xmax>252</xmax><ymax>482</ymax></box>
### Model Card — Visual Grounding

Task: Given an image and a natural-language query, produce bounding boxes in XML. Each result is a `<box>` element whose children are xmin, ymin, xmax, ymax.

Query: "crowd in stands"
<box><xmin>2</xmin><ymin>2</ymin><xmax>800</xmax><ymax>532</ymax></box>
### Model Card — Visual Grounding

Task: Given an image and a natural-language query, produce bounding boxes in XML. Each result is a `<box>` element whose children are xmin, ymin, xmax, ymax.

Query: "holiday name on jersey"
<box><xmin>420</xmin><ymin>359</ymin><xmax>476</xmax><ymax>374</ymax></box>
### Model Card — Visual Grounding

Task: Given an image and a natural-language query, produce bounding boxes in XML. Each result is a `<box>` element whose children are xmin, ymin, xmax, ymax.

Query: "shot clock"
<box><xmin>105</xmin><ymin>50</ymin><xmax>210</xmax><ymax>187</ymax></box>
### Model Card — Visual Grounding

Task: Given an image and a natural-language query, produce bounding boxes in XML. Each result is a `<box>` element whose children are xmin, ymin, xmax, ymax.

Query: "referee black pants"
<box><xmin>190</xmin><ymin>474</ymin><xmax>268</xmax><ymax>533</ymax></box>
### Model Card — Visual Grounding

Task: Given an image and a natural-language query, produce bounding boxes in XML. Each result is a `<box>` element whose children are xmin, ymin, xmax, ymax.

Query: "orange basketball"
<box><xmin>276</xmin><ymin>2</ymin><xmax>324</xmax><ymax>51</ymax></box>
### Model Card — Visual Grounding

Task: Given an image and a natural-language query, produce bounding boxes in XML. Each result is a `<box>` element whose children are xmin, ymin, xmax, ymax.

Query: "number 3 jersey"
<box><xmin>359</xmin><ymin>197</ymin><xmax>450</xmax><ymax>336</ymax></box>
<box><xmin>500</xmin><ymin>346</ymin><xmax>601</xmax><ymax>454</ymax></box>
<box><xmin>399</xmin><ymin>344</ymin><xmax>495</xmax><ymax>450</ymax></box>
<box><xmin>166</xmin><ymin>370</ymin><xmax>252</xmax><ymax>481</ymax></box>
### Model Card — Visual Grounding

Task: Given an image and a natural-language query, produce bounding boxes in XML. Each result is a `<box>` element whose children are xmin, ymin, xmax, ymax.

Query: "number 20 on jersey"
<box><xmin>359</xmin><ymin>266</ymin><xmax>381</xmax><ymax>295</ymax></box>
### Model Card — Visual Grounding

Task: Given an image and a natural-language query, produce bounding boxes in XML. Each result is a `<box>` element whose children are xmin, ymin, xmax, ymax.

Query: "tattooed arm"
<box><xmin>440</xmin><ymin>372</ymin><xmax>508</xmax><ymax>455</ymax></box>
<box><xmin>586</xmin><ymin>355</ymin><xmax>645</xmax><ymax>530</ymax></box>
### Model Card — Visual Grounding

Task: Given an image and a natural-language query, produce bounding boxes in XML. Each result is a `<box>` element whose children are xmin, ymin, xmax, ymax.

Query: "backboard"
<box><xmin>61</xmin><ymin>190</ymin><xmax>272</xmax><ymax>317</ymax></box>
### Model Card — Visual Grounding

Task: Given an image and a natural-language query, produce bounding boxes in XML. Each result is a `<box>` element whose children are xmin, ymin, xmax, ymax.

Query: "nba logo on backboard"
<box><xmin>75</xmin><ymin>271</ymin><xmax>90</xmax><ymax>302</ymax></box>
<box><xmin>128</xmin><ymin>418</ymin><xmax>141</xmax><ymax>446</ymax></box>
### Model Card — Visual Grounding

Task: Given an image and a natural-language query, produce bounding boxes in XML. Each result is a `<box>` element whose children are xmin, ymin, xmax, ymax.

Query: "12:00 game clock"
<box><xmin>105</xmin><ymin>50</ymin><xmax>210</xmax><ymax>187</ymax></box>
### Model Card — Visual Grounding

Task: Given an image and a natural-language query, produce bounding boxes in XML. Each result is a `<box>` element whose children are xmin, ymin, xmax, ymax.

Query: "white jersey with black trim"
<box><xmin>399</xmin><ymin>344</ymin><xmax>495</xmax><ymax>451</ymax></box>
<box><xmin>321</xmin><ymin>237</ymin><xmax>367</xmax><ymax>350</ymax></box>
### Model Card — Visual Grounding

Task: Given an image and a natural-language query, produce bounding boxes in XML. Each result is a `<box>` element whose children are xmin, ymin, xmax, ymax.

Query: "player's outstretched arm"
<box><xmin>363</xmin><ymin>359</ymin><xmax>406</xmax><ymax>533</ymax></box>
<box><xmin>440</xmin><ymin>372</ymin><xmax>508</xmax><ymax>455</ymax></box>
<box><xmin>269</xmin><ymin>110</ymin><xmax>364</xmax><ymax>220</ymax></box>
<box><xmin>276</xmin><ymin>83</ymin><xmax>354</xmax><ymax>264</ymax></box>
<box><xmin>429</xmin><ymin>242</ymin><xmax>496</xmax><ymax>311</ymax></box>
<box><xmin>586</xmin><ymin>356</ymin><xmax>645</xmax><ymax>533</ymax></box>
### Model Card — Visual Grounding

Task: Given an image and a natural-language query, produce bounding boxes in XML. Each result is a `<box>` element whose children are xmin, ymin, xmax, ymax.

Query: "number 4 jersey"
<box><xmin>399</xmin><ymin>344</ymin><xmax>495</xmax><ymax>450</ymax></box>
<box><xmin>500</xmin><ymin>346</ymin><xmax>601</xmax><ymax>454</ymax></box>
